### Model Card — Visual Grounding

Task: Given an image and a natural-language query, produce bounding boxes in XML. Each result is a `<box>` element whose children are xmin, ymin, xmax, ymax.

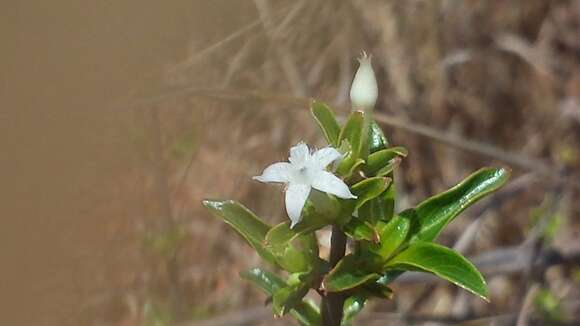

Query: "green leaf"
<box><xmin>352</xmin><ymin>176</ymin><xmax>392</xmax><ymax>210</ymax></box>
<box><xmin>291</xmin><ymin>300</ymin><xmax>321</xmax><ymax>326</ymax></box>
<box><xmin>341</xmin><ymin>294</ymin><xmax>367</xmax><ymax>326</ymax></box>
<box><xmin>385</xmin><ymin>242</ymin><xmax>488</xmax><ymax>300</ymax></box>
<box><xmin>268</xmin><ymin>237</ymin><xmax>317</xmax><ymax>273</ymax></box>
<box><xmin>273</xmin><ymin>283</ymin><xmax>310</xmax><ymax>316</ymax></box>
<box><xmin>242</xmin><ymin>268</ymin><xmax>321</xmax><ymax>325</ymax></box>
<box><xmin>357</xmin><ymin>183</ymin><xmax>396</xmax><ymax>225</ymax></box>
<box><xmin>412</xmin><ymin>167</ymin><xmax>510</xmax><ymax>242</ymax></box>
<box><xmin>338</xmin><ymin>111</ymin><xmax>364</xmax><ymax>160</ymax></box>
<box><xmin>364</xmin><ymin>212</ymin><xmax>411</xmax><ymax>261</ymax></box>
<box><xmin>336</xmin><ymin>155</ymin><xmax>365</xmax><ymax>180</ymax></box>
<box><xmin>375</xmin><ymin>270</ymin><xmax>405</xmax><ymax>286</ymax></box>
<box><xmin>364</xmin><ymin>281</ymin><xmax>394</xmax><ymax>299</ymax></box>
<box><xmin>365</xmin><ymin>147</ymin><xmax>407</xmax><ymax>176</ymax></box>
<box><xmin>203</xmin><ymin>200</ymin><xmax>275</xmax><ymax>264</ymax></box>
<box><xmin>311</xmin><ymin>101</ymin><xmax>341</xmax><ymax>146</ymax></box>
<box><xmin>240</xmin><ymin>267</ymin><xmax>285</xmax><ymax>295</ymax></box>
<box><xmin>368</xmin><ymin>121</ymin><xmax>390</xmax><ymax>153</ymax></box>
<box><xmin>323</xmin><ymin>255</ymin><xmax>380</xmax><ymax>292</ymax></box>
<box><xmin>342</xmin><ymin>218</ymin><xmax>379</xmax><ymax>242</ymax></box>
<box><xmin>375</xmin><ymin>157</ymin><xmax>402</xmax><ymax>177</ymax></box>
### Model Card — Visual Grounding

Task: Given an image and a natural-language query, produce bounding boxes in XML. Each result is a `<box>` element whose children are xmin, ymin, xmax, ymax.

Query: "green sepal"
<box><xmin>311</xmin><ymin>101</ymin><xmax>341</xmax><ymax>147</ymax></box>
<box><xmin>203</xmin><ymin>200</ymin><xmax>275</xmax><ymax>264</ymax></box>
<box><xmin>411</xmin><ymin>167</ymin><xmax>510</xmax><ymax>242</ymax></box>
<box><xmin>385</xmin><ymin>241</ymin><xmax>489</xmax><ymax>301</ymax></box>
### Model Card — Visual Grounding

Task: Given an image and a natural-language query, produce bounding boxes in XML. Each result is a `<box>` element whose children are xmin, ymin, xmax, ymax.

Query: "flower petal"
<box><xmin>285</xmin><ymin>183</ymin><xmax>311</xmax><ymax>228</ymax></box>
<box><xmin>311</xmin><ymin>171</ymin><xmax>356</xmax><ymax>199</ymax></box>
<box><xmin>289</xmin><ymin>142</ymin><xmax>310</xmax><ymax>166</ymax></box>
<box><xmin>311</xmin><ymin>147</ymin><xmax>342</xmax><ymax>169</ymax></box>
<box><xmin>253</xmin><ymin>162</ymin><xmax>292</xmax><ymax>183</ymax></box>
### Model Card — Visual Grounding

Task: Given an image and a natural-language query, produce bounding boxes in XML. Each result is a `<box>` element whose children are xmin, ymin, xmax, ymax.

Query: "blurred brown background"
<box><xmin>1</xmin><ymin>1</ymin><xmax>579</xmax><ymax>325</ymax></box>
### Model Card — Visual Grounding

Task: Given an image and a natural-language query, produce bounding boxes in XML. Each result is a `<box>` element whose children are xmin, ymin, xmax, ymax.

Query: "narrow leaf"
<box><xmin>412</xmin><ymin>167</ymin><xmax>510</xmax><ymax>242</ymax></box>
<box><xmin>385</xmin><ymin>242</ymin><xmax>488</xmax><ymax>300</ymax></box>
<box><xmin>311</xmin><ymin>101</ymin><xmax>341</xmax><ymax>146</ymax></box>
<box><xmin>203</xmin><ymin>200</ymin><xmax>275</xmax><ymax>264</ymax></box>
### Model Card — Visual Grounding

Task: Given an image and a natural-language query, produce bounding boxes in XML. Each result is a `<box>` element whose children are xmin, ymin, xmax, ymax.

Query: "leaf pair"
<box><xmin>323</xmin><ymin>167</ymin><xmax>510</xmax><ymax>302</ymax></box>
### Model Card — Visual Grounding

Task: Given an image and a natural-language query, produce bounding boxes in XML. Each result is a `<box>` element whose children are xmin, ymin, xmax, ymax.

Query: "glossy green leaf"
<box><xmin>338</xmin><ymin>111</ymin><xmax>364</xmax><ymax>160</ymax></box>
<box><xmin>342</xmin><ymin>218</ymin><xmax>379</xmax><ymax>242</ymax></box>
<box><xmin>240</xmin><ymin>267</ymin><xmax>285</xmax><ymax>294</ymax></box>
<box><xmin>364</xmin><ymin>212</ymin><xmax>411</xmax><ymax>261</ymax></box>
<box><xmin>292</xmin><ymin>300</ymin><xmax>321</xmax><ymax>326</ymax></box>
<box><xmin>365</xmin><ymin>147</ymin><xmax>407</xmax><ymax>176</ymax></box>
<box><xmin>375</xmin><ymin>270</ymin><xmax>405</xmax><ymax>286</ymax></box>
<box><xmin>364</xmin><ymin>281</ymin><xmax>394</xmax><ymax>299</ymax></box>
<box><xmin>203</xmin><ymin>200</ymin><xmax>275</xmax><ymax>264</ymax></box>
<box><xmin>336</xmin><ymin>155</ymin><xmax>365</xmax><ymax>180</ymax></box>
<box><xmin>368</xmin><ymin>121</ymin><xmax>389</xmax><ymax>153</ymax></box>
<box><xmin>273</xmin><ymin>283</ymin><xmax>311</xmax><ymax>316</ymax></box>
<box><xmin>242</xmin><ymin>268</ymin><xmax>321</xmax><ymax>325</ymax></box>
<box><xmin>412</xmin><ymin>167</ymin><xmax>510</xmax><ymax>242</ymax></box>
<box><xmin>265</xmin><ymin>219</ymin><xmax>325</xmax><ymax>251</ymax></box>
<box><xmin>375</xmin><ymin>157</ymin><xmax>402</xmax><ymax>177</ymax></box>
<box><xmin>385</xmin><ymin>242</ymin><xmax>488</xmax><ymax>300</ymax></box>
<box><xmin>352</xmin><ymin>177</ymin><xmax>392</xmax><ymax>210</ymax></box>
<box><xmin>357</xmin><ymin>183</ymin><xmax>396</xmax><ymax>225</ymax></box>
<box><xmin>341</xmin><ymin>294</ymin><xmax>367</xmax><ymax>326</ymax></box>
<box><xmin>268</xmin><ymin>238</ymin><xmax>315</xmax><ymax>273</ymax></box>
<box><xmin>324</xmin><ymin>255</ymin><xmax>380</xmax><ymax>292</ymax></box>
<box><xmin>311</xmin><ymin>101</ymin><xmax>341</xmax><ymax>146</ymax></box>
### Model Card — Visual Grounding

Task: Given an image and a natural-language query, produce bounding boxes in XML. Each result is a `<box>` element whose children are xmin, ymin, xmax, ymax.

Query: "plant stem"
<box><xmin>322</xmin><ymin>225</ymin><xmax>347</xmax><ymax>326</ymax></box>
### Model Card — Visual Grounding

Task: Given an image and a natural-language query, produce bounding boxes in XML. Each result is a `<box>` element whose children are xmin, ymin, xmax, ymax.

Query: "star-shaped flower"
<box><xmin>254</xmin><ymin>142</ymin><xmax>356</xmax><ymax>228</ymax></box>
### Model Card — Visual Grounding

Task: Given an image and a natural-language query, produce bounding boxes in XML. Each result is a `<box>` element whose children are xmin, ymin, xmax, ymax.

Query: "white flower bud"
<box><xmin>349</xmin><ymin>52</ymin><xmax>378</xmax><ymax>111</ymax></box>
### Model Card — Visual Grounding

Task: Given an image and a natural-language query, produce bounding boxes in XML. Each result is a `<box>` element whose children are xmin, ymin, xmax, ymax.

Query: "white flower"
<box><xmin>254</xmin><ymin>143</ymin><xmax>357</xmax><ymax>228</ymax></box>
<box><xmin>349</xmin><ymin>51</ymin><xmax>378</xmax><ymax>111</ymax></box>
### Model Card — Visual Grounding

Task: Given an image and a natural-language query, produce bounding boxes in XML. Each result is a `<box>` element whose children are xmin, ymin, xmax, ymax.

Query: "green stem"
<box><xmin>321</xmin><ymin>225</ymin><xmax>347</xmax><ymax>326</ymax></box>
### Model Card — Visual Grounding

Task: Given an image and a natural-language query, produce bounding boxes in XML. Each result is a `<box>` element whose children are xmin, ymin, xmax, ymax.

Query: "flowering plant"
<box><xmin>203</xmin><ymin>54</ymin><xmax>509</xmax><ymax>325</ymax></box>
